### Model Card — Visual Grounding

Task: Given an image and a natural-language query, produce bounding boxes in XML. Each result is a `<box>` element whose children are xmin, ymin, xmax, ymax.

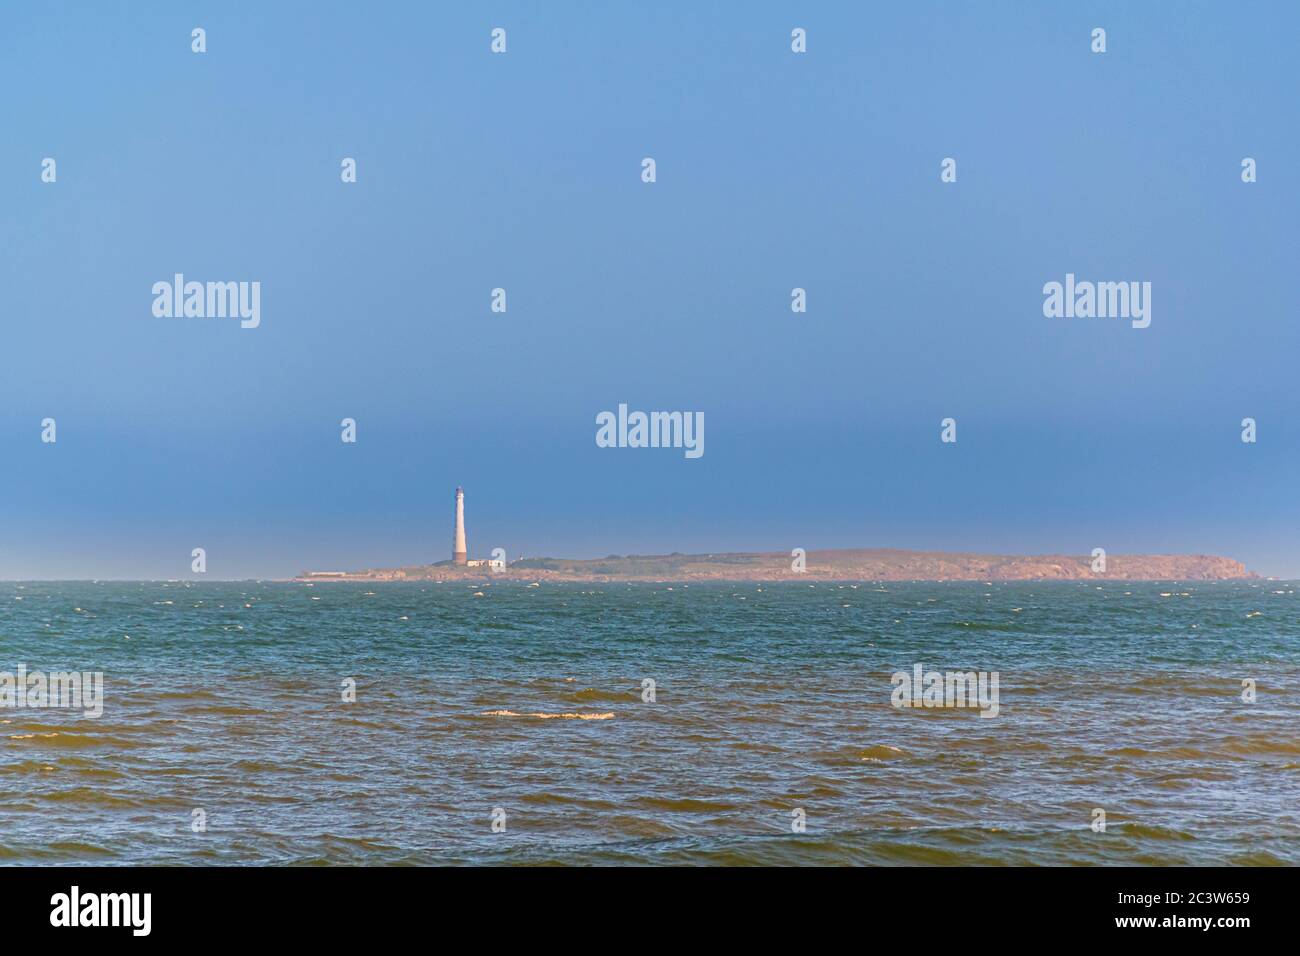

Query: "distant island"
<box><xmin>296</xmin><ymin>548</ymin><xmax>1255</xmax><ymax>583</ymax></box>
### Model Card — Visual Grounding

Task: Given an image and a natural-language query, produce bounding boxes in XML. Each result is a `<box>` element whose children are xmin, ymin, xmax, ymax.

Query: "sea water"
<box><xmin>0</xmin><ymin>580</ymin><xmax>1295</xmax><ymax>865</ymax></box>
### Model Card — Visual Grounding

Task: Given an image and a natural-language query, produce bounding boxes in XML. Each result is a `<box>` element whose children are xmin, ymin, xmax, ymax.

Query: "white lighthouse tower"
<box><xmin>452</xmin><ymin>487</ymin><xmax>468</xmax><ymax>565</ymax></box>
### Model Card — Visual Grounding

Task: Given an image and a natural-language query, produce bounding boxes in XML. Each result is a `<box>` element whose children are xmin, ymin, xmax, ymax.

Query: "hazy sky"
<box><xmin>2</xmin><ymin>2</ymin><xmax>1297</xmax><ymax>579</ymax></box>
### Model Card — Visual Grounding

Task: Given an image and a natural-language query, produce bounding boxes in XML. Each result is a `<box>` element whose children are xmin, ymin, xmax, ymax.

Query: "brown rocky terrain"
<box><xmin>297</xmin><ymin>548</ymin><xmax>1255</xmax><ymax>583</ymax></box>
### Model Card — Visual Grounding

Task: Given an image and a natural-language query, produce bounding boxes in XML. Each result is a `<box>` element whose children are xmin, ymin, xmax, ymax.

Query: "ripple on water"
<box><xmin>0</xmin><ymin>580</ymin><xmax>1296</xmax><ymax>864</ymax></box>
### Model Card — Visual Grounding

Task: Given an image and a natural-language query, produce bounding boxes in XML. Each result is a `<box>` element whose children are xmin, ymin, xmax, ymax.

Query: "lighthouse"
<box><xmin>452</xmin><ymin>487</ymin><xmax>468</xmax><ymax>565</ymax></box>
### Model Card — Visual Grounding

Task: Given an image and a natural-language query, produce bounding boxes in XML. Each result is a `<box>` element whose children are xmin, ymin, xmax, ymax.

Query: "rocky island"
<box><xmin>296</xmin><ymin>548</ymin><xmax>1256</xmax><ymax>583</ymax></box>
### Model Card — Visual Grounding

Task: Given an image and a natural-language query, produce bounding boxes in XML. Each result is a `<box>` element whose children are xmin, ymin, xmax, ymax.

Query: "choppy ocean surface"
<box><xmin>0</xmin><ymin>580</ymin><xmax>1296</xmax><ymax>866</ymax></box>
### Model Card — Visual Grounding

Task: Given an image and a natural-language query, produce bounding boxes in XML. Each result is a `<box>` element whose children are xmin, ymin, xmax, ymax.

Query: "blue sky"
<box><xmin>2</xmin><ymin>1</ymin><xmax>1297</xmax><ymax>579</ymax></box>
